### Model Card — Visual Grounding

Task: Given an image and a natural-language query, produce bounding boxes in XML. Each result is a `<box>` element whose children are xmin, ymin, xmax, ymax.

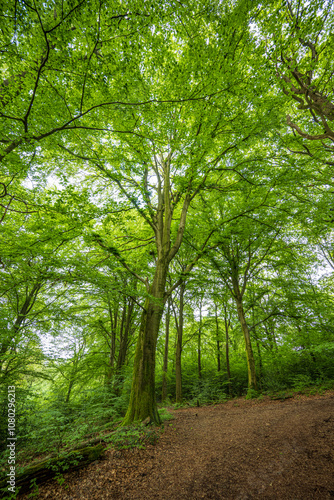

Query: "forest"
<box><xmin>1</xmin><ymin>0</ymin><xmax>334</xmax><ymax>496</ymax></box>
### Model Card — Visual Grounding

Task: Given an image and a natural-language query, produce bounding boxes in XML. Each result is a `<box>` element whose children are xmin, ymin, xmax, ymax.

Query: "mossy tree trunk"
<box><xmin>0</xmin><ymin>444</ymin><xmax>105</xmax><ymax>495</ymax></box>
<box><xmin>121</xmin><ymin>152</ymin><xmax>192</xmax><ymax>425</ymax></box>
<box><xmin>123</xmin><ymin>259</ymin><xmax>168</xmax><ymax>425</ymax></box>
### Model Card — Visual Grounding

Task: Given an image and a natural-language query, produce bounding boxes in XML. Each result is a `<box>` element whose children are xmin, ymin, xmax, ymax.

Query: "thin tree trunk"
<box><xmin>235</xmin><ymin>298</ymin><xmax>257</xmax><ymax>391</ymax></box>
<box><xmin>215</xmin><ymin>304</ymin><xmax>221</xmax><ymax>372</ymax></box>
<box><xmin>255</xmin><ymin>336</ymin><xmax>263</xmax><ymax>389</ymax></box>
<box><xmin>162</xmin><ymin>298</ymin><xmax>170</xmax><ymax>402</ymax></box>
<box><xmin>223</xmin><ymin>305</ymin><xmax>232</xmax><ymax>394</ymax></box>
<box><xmin>252</xmin><ymin>306</ymin><xmax>263</xmax><ymax>389</ymax></box>
<box><xmin>1</xmin><ymin>282</ymin><xmax>42</xmax><ymax>373</ymax></box>
<box><xmin>65</xmin><ymin>353</ymin><xmax>80</xmax><ymax>403</ymax></box>
<box><xmin>175</xmin><ymin>282</ymin><xmax>185</xmax><ymax>404</ymax></box>
<box><xmin>116</xmin><ymin>297</ymin><xmax>135</xmax><ymax>373</ymax></box>
<box><xmin>105</xmin><ymin>303</ymin><xmax>118</xmax><ymax>384</ymax></box>
<box><xmin>198</xmin><ymin>299</ymin><xmax>202</xmax><ymax>379</ymax></box>
<box><xmin>65</xmin><ymin>378</ymin><xmax>74</xmax><ymax>404</ymax></box>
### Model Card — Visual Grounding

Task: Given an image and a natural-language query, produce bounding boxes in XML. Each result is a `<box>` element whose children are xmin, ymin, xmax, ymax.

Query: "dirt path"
<box><xmin>20</xmin><ymin>392</ymin><xmax>334</xmax><ymax>499</ymax></box>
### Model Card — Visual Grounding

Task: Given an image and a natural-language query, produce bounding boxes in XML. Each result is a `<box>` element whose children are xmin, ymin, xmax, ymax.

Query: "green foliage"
<box><xmin>158</xmin><ymin>408</ymin><xmax>174</xmax><ymax>422</ymax></box>
<box><xmin>106</xmin><ymin>425</ymin><xmax>161</xmax><ymax>450</ymax></box>
<box><xmin>28</xmin><ymin>478</ymin><xmax>39</xmax><ymax>498</ymax></box>
<box><xmin>186</xmin><ymin>376</ymin><xmax>229</xmax><ymax>405</ymax></box>
<box><xmin>290</xmin><ymin>374</ymin><xmax>314</xmax><ymax>391</ymax></box>
<box><xmin>245</xmin><ymin>389</ymin><xmax>259</xmax><ymax>400</ymax></box>
<box><xmin>0</xmin><ymin>384</ymin><xmax>131</xmax><ymax>469</ymax></box>
<box><xmin>47</xmin><ymin>454</ymin><xmax>81</xmax><ymax>474</ymax></box>
<box><xmin>55</xmin><ymin>473</ymin><xmax>67</xmax><ymax>488</ymax></box>
<box><xmin>1</xmin><ymin>0</ymin><xmax>334</xmax><ymax>459</ymax></box>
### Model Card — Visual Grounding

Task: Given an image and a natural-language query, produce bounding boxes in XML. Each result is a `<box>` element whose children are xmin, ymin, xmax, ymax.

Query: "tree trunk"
<box><xmin>162</xmin><ymin>298</ymin><xmax>170</xmax><ymax>402</ymax></box>
<box><xmin>0</xmin><ymin>444</ymin><xmax>105</xmax><ymax>495</ymax></box>
<box><xmin>121</xmin><ymin>153</ymin><xmax>191</xmax><ymax>425</ymax></box>
<box><xmin>235</xmin><ymin>298</ymin><xmax>257</xmax><ymax>391</ymax></box>
<box><xmin>175</xmin><ymin>282</ymin><xmax>185</xmax><ymax>403</ymax></box>
<box><xmin>65</xmin><ymin>378</ymin><xmax>74</xmax><ymax>404</ymax></box>
<box><xmin>253</xmin><ymin>306</ymin><xmax>263</xmax><ymax>389</ymax></box>
<box><xmin>223</xmin><ymin>305</ymin><xmax>232</xmax><ymax>394</ymax></box>
<box><xmin>198</xmin><ymin>299</ymin><xmax>202</xmax><ymax>379</ymax></box>
<box><xmin>268</xmin><ymin>322</ymin><xmax>278</xmax><ymax>351</ymax></box>
<box><xmin>122</xmin><ymin>259</ymin><xmax>168</xmax><ymax>425</ymax></box>
<box><xmin>215</xmin><ymin>304</ymin><xmax>221</xmax><ymax>372</ymax></box>
<box><xmin>116</xmin><ymin>296</ymin><xmax>135</xmax><ymax>372</ymax></box>
<box><xmin>104</xmin><ymin>300</ymin><xmax>117</xmax><ymax>385</ymax></box>
<box><xmin>1</xmin><ymin>283</ymin><xmax>41</xmax><ymax>374</ymax></box>
<box><xmin>255</xmin><ymin>336</ymin><xmax>263</xmax><ymax>389</ymax></box>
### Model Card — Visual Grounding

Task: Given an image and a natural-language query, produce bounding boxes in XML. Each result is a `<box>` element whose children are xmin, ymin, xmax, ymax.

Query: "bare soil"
<box><xmin>20</xmin><ymin>391</ymin><xmax>334</xmax><ymax>499</ymax></box>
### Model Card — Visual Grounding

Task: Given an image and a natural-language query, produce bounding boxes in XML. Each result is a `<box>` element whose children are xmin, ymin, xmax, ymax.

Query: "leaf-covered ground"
<box><xmin>19</xmin><ymin>391</ymin><xmax>334</xmax><ymax>499</ymax></box>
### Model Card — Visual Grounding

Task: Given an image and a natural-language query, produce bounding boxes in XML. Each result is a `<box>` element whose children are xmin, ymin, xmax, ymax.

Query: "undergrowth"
<box><xmin>106</xmin><ymin>425</ymin><xmax>162</xmax><ymax>450</ymax></box>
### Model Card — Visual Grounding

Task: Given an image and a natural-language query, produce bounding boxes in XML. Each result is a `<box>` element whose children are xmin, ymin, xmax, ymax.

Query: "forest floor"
<box><xmin>19</xmin><ymin>390</ymin><xmax>334</xmax><ymax>500</ymax></box>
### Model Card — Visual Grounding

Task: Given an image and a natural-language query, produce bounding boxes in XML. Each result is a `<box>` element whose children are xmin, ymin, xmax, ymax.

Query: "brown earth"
<box><xmin>19</xmin><ymin>391</ymin><xmax>334</xmax><ymax>499</ymax></box>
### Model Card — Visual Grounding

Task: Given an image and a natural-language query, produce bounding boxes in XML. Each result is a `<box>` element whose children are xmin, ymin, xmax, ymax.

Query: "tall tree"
<box><xmin>73</xmin><ymin>1</ymin><xmax>266</xmax><ymax>423</ymax></box>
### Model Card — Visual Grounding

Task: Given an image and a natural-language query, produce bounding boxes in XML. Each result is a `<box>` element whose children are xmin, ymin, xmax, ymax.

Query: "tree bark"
<box><xmin>105</xmin><ymin>302</ymin><xmax>117</xmax><ymax>384</ymax></box>
<box><xmin>255</xmin><ymin>336</ymin><xmax>263</xmax><ymax>390</ymax></box>
<box><xmin>175</xmin><ymin>282</ymin><xmax>185</xmax><ymax>403</ymax></box>
<box><xmin>0</xmin><ymin>444</ymin><xmax>105</xmax><ymax>495</ymax></box>
<box><xmin>215</xmin><ymin>304</ymin><xmax>221</xmax><ymax>373</ymax></box>
<box><xmin>122</xmin><ymin>258</ymin><xmax>168</xmax><ymax>425</ymax></box>
<box><xmin>198</xmin><ymin>299</ymin><xmax>202</xmax><ymax>379</ymax></box>
<box><xmin>116</xmin><ymin>297</ymin><xmax>135</xmax><ymax>372</ymax></box>
<box><xmin>235</xmin><ymin>298</ymin><xmax>257</xmax><ymax>391</ymax></box>
<box><xmin>121</xmin><ymin>152</ymin><xmax>191</xmax><ymax>425</ymax></box>
<box><xmin>253</xmin><ymin>306</ymin><xmax>263</xmax><ymax>389</ymax></box>
<box><xmin>162</xmin><ymin>298</ymin><xmax>170</xmax><ymax>401</ymax></box>
<box><xmin>0</xmin><ymin>282</ymin><xmax>42</xmax><ymax>375</ymax></box>
<box><xmin>223</xmin><ymin>305</ymin><xmax>232</xmax><ymax>394</ymax></box>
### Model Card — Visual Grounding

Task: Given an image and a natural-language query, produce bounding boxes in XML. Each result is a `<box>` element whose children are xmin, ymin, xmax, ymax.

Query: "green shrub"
<box><xmin>106</xmin><ymin>425</ymin><xmax>161</xmax><ymax>450</ymax></box>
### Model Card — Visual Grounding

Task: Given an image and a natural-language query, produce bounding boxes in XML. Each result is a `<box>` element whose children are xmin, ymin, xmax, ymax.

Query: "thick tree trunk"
<box><xmin>235</xmin><ymin>298</ymin><xmax>257</xmax><ymax>391</ymax></box>
<box><xmin>0</xmin><ymin>444</ymin><xmax>105</xmax><ymax>495</ymax></box>
<box><xmin>175</xmin><ymin>282</ymin><xmax>185</xmax><ymax>404</ymax></box>
<box><xmin>122</xmin><ymin>260</ymin><xmax>168</xmax><ymax>425</ymax></box>
<box><xmin>122</xmin><ymin>300</ymin><xmax>161</xmax><ymax>424</ymax></box>
<box><xmin>162</xmin><ymin>298</ymin><xmax>170</xmax><ymax>402</ymax></box>
<box><xmin>121</xmin><ymin>154</ymin><xmax>191</xmax><ymax>425</ymax></box>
